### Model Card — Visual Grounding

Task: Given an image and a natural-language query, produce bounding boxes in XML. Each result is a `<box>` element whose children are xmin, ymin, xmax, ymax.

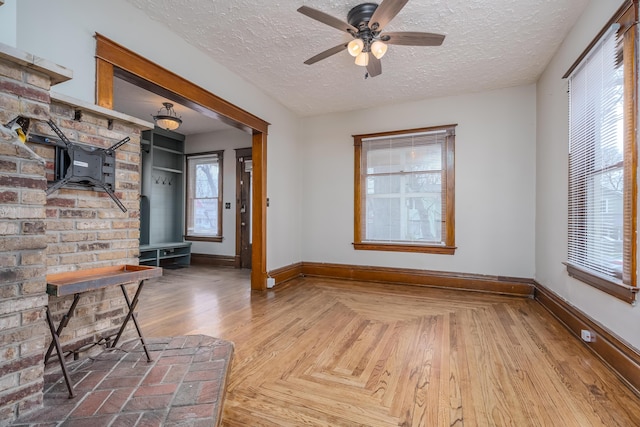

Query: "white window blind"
<box><xmin>567</xmin><ymin>24</ymin><xmax>624</xmax><ymax>281</ymax></box>
<box><xmin>361</xmin><ymin>129</ymin><xmax>448</xmax><ymax>245</ymax></box>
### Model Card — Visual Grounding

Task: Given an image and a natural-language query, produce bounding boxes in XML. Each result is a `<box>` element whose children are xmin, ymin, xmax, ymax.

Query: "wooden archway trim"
<box><xmin>94</xmin><ymin>33</ymin><xmax>268</xmax><ymax>290</ymax></box>
<box><xmin>95</xmin><ymin>34</ymin><xmax>268</xmax><ymax>133</ymax></box>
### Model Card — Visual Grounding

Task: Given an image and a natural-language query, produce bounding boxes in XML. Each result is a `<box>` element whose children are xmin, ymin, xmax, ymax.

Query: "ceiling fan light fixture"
<box><xmin>297</xmin><ymin>1</ymin><xmax>446</xmax><ymax>78</ymax></box>
<box><xmin>371</xmin><ymin>40</ymin><xmax>388</xmax><ymax>59</ymax></box>
<box><xmin>348</xmin><ymin>38</ymin><xmax>364</xmax><ymax>57</ymax></box>
<box><xmin>153</xmin><ymin>102</ymin><xmax>182</xmax><ymax>131</ymax></box>
<box><xmin>355</xmin><ymin>51</ymin><xmax>369</xmax><ymax>66</ymax></box>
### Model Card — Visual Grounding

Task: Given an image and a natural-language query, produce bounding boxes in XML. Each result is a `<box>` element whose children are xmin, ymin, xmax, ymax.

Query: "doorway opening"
<box><xmin>94</xmin><ymin>34</ymin><xmax>269</xmax><ymax>290</ymax></box>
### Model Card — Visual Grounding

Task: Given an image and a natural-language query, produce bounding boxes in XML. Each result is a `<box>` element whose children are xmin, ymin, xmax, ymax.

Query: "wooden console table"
<box><xmin>45</xmin><ymin>265</ymin><xmax>162</xmax><ymax>398</ymax></box>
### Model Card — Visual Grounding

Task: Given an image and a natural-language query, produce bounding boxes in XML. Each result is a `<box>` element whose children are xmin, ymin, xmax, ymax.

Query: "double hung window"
<box><xmin>354</xmin><ymin>125</ymin><xmax>456</xmax><ymax>254</ymax></box>
<box><xmin>185</xmin><ymin>151</ymin><xmax>223</xmax><ymax>241</ymax></box>
<box><xmin>565</xmin><ymin>0</ymin><xmax>637</xmax><ymax>303</ymax></box>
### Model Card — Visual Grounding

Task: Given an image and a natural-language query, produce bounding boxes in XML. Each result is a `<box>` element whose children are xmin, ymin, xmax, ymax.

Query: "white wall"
<box><xmin>301</xmin><ymin>85</ymin><xmax>537</xmax><ymax>278</ymax></box>
<box><xmin>0</xmin><ymin>0</ymin><xmax>17</xmax><ymax>46</ymax></box>
<box><xmin>15</xmin><ymin>0</ymin><xmax>302</xmax><ymax>272</ymax></box>
<box><xmin>185</xmin><ymin>128</ymin><xmax>251</xmax><ymax>257</ymax></box>
<box><xmin>536</xmin><ymin>0</ymin><xmax>640</xmax><ymax>351</ymax></box>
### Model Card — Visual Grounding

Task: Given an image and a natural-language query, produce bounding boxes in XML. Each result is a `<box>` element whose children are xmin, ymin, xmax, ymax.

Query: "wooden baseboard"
<box><xmin>534</xmin><ymin>282</ymin><xmax>640</xmax><ymax>396</ymax></box>
<box><xmin>191</xmin><ymin>253</ymin><xmax>238</xmax><ymax>268</ymax></box>
<box><xmin>268</xmin><ymin>262</ymin><xmax>303</xmax><ymax>285</ymax></box>
<box><xmin>268</xmin><ymin>261</ymin><xmax>534</xmax><ymax>297</ymax></box>
<box><xmin>301</xmin><ymin>262</ymin><xmax>534</xmax><ymax>297</ymax></box>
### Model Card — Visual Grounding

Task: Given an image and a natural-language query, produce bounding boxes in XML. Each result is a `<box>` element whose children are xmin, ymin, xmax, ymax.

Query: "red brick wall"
<box><xmin>0</xmin><ymin>133</ymin><xmax>48</xmax><ymax>423</ymax></box>
<box><xmin>0</xmin><ymin>55</ymin><xmax>51</xmax><ymax>425</ymax></box>
<box><xmin>0</xmin><ymin>51</ymin><xmax>148</xmax><ymax>424</ymax></box>
<box><xmin>27</xmin><ymin>103</ymin><xmax>143</xmax><ymax>355</ymax></box>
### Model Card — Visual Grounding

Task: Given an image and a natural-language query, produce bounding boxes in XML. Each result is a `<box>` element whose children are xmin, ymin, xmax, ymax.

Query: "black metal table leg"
<box><xmin>111</xmin><ymin>281</ymin><xmax>152</xmax><ymax>362</ymax></box>
<box><xmin>45</xmin><ymin>306</ymin><xmax>75</xmax><ymax>398</ymax></box>
<box><xmin>44</xmin><ymin>294</ymin><xmax>80</xmax><ymax>365</ymax></box>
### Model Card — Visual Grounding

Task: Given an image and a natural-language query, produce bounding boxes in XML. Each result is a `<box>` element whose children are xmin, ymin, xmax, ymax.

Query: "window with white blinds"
<box><xmin>568</xmin><ymin>24</ymin><xmax>623</xmax><ymax>280</ymax></box>
<box><xmin>565</xmin><ymin>0</ymin><xmax>637</xmax><ymax>303</ymax></box>
<box><xmin>353</xmin><ymin>125</ymin><xmax>456</xmax><ymax>254</ymax></box>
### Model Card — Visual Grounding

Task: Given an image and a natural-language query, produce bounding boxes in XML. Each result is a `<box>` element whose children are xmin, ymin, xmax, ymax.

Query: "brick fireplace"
<box><xmin>0</xmin><ymin>43</ymin><xmax>152</xmax><ymax>424</ymax></box>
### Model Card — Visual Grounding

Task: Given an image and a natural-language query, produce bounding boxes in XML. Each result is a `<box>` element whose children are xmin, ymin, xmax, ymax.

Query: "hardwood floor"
<box><xmin>137</xmin><ymin>265</ymin><xmax>640</xmax><ymax>426</ymax></box>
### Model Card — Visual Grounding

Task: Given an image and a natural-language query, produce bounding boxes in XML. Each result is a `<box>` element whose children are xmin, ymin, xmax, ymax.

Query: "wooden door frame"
<box><xmin>94</xmin><ymin>34</ymin><xmax>269</xmax><ymax>290</ymax></box>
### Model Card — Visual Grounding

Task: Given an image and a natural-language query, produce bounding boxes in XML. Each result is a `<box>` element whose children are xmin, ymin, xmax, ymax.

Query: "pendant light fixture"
<box><xmin>153</xmin><ymin>102</ymin><xmax>182</xmax><ymax>131</ymax></box>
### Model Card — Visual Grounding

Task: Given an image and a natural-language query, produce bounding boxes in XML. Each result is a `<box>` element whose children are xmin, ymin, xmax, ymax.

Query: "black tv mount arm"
<box><xmin>29</xmin><ymin>119</ymin><xmax>129</xmax><ymax>213</ymax></box>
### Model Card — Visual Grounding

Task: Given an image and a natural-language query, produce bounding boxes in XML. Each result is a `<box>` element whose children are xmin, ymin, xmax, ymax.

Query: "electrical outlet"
<box><xmin>266</xmin><ymin>277</ymin><xmax>275</xmax><ymax>289</ymax></box>
<box><xmin>581</xmin><ymin>329</ymin><xmax>595</xmax><ymax>342</ymax></box>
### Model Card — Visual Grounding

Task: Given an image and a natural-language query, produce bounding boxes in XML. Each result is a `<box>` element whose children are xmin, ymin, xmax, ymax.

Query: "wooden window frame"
<box><xmin>185</xmin><ymin>151</ymin><xmax>224</xmax><ymax>242</ymax></box>
<box><xmin>353</xmin><ymin>124</ymin><xmax>456</xmax><ymax>254</ymax></box>
<box><xmin>563</xmin><ymin>0</ymin><xmax>638</xmax><ymax>304</ymax></box>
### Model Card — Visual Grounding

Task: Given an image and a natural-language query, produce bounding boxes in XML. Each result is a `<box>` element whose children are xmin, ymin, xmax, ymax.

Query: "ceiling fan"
<box><xmin>297</xmin><ymin>0</ymin><xmax>445</xmax><ymax>78</ymax></box>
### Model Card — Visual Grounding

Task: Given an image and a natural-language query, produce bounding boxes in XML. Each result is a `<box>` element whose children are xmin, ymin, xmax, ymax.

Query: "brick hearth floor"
<box><xmin>12</xmin><ymin>335</ymin><xmax>234</xmax><ymax>427</ymax></box>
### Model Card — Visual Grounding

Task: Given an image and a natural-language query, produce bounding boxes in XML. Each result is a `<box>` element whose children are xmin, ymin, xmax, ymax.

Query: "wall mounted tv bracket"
<box><xmin>28</xmin><ymin>120</ymin><xmax>129</xmax><ymax>212</ymax></box>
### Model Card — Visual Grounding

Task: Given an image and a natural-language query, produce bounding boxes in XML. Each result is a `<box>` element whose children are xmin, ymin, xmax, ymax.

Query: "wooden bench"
<box><xmin>139</xmin><ymin>242</ymin><xmax>192</xmax><ymax>267</ymax></box>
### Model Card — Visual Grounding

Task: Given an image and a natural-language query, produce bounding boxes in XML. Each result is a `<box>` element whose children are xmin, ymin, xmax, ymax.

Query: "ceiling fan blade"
<box><xmin>297</xmin><ymin>6</ymin><xmax>358</xmax><ymax>33</ymax></box>
<box><xmin>304</xmin><ymin>43</ymin><xmax>349</xmax><ymax>65</ymax></box>
<box><xmin>383</xmin><ymin>32</ymin><xmax>445</xmax><ymax>46</ymax></box>
<box><xmin>369</xmin><ymin>0</ymin><xmax>409</xmax><ymax>32</ymax></box>
<box><xmin>367</xmin><ymin>55</ymin><xmax>382</xmax><ymax>77</ymax></box>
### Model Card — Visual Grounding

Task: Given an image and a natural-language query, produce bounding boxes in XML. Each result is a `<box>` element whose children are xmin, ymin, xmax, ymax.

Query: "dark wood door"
<box><xmin>236</xmin><ymin>148</ymin><xmax>252</xmax><ymax>269</ymax></box>
<box><xmin>239</xmin><ymin>165</ymin><xmax>252</xmax><ymax>268</ymax></box>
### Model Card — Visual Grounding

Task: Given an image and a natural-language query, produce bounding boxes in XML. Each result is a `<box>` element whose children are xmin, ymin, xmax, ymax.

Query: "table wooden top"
<box><xmin>46</xmin><ymin>265</ymin><xmax>163</xmax><ymax>297</ymax></box>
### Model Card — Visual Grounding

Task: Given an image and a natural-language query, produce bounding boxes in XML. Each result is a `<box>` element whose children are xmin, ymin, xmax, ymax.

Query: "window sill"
<box><xmin>353</xmin><ymin>242</ymin><xmax>456</xmax><ymax>255</ymax></box>
<box><xmin>565</xmin><ymin>263</ymin><xmax>638</xmax><ymax>304</ymax></box>
<box><xmin>185</xmin><ymin>236</ymin><xmax>223</xmax><ymax>243</ymax></box>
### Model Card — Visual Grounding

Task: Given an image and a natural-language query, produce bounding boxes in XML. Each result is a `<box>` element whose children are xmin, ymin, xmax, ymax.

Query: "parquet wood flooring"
<box><xmin>137</xmin><ymin>265</ymin><xmax>640</xmax><ymax>426</ymax></box>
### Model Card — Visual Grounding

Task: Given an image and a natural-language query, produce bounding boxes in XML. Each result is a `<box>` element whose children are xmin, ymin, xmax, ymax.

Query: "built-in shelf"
<box><xmin>152</xmin><ymin>166</ymin><xmax>183</xmax><ymax>174</ymax></box>
<box><xmin>154</xmin><ymin>145</ymin><xmax>183</xmax><ymax>155</ymax></box>
<box><xmin>140</xmin><ymin>127</ymin><xmax>190</xmax><ymax>267</ymax></box>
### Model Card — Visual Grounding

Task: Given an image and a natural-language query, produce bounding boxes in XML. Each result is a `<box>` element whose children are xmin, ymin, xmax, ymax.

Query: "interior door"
<box><xmin>236</xmin><ymin>149</ymin><xmax>252</xmax><ymax>269</ymax></box>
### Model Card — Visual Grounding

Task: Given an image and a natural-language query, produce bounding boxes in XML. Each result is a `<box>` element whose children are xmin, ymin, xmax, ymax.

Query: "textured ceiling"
<box><xmin>124</xmin><ymin>0</ymin><xmax>589</xmax><ymax>117</ymax></box>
